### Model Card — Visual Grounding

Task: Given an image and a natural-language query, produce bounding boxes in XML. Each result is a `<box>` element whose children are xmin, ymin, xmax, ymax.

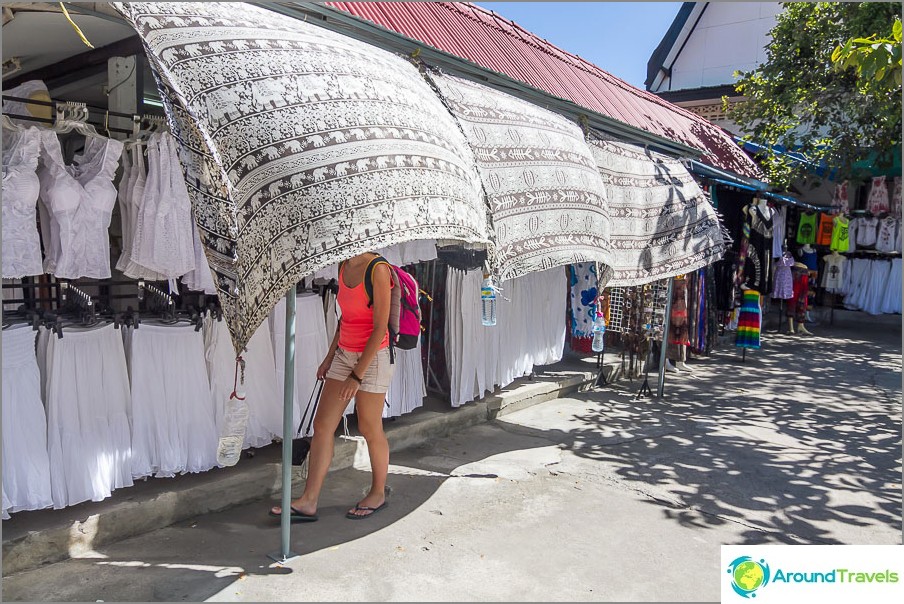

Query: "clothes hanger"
<box><xmin>1</xmin><ymin>114</ymin><xmax>23</xmax><ymax>132</ymax></box>
<box><xmin>53</xmin><ymin>103</ymin><xmax>101</xmax><ymax>138</ymax></box>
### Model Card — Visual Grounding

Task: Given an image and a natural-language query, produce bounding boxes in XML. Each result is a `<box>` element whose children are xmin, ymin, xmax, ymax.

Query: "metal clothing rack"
<box><xmin>2</xmin><ymin>94</ymin><xmax>165</xmax><ymax>136</ymax></box>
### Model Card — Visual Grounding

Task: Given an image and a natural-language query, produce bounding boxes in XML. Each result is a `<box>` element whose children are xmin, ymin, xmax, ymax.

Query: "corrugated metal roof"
<box><xmin>324</xmin><ymin>1</ymin><xmax>761</xmax><ymax>179</ymax></box>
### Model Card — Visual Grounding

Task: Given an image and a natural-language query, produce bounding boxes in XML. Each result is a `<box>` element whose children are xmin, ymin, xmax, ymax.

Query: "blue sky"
<box><xmin>477</xmin><ymin>2</ymin><xmax>683</xmax><ymax>90</ymax></box>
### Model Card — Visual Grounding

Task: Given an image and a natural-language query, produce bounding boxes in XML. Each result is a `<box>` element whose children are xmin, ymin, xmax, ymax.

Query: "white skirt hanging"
<box><xmin>45</xmin><ymin>324</ymin><xmax>133</xmax><ymax>509</ymax></box>
<box><xmin>2</xmin><ymin>325</ymin><xmax>53</xmax><ymax>518</ymax></box>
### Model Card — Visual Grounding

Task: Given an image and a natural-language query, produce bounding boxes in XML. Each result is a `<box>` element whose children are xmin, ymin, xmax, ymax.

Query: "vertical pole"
<box><xmin>269</xmin><ymin>289</ymin><xmax>299</xmax><ymax>563</ymax></box>
<box><xmin>657</xmin><ymin>277</ymin><xmax>675</xmax><ymax>398</ymax></box>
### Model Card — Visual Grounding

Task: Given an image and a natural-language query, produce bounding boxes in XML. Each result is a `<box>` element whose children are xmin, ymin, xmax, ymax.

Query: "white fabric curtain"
<box><xmin>445</xmin><ymin>267</ymin><xmax>567</xmax><ymax>407</ymax></box>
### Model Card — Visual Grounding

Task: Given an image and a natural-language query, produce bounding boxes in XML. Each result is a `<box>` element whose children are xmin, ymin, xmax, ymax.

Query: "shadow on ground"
<box><xmin>2</xmin><ymin>322</ymin><xmax>900</xmax><ymax>601</ymax></box>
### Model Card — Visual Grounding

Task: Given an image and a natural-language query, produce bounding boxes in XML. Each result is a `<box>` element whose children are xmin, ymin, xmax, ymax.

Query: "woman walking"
<box><xmin>270</xmin><ymin>252</ymin><xmax>394</xmax><ymax>520</ymax></box>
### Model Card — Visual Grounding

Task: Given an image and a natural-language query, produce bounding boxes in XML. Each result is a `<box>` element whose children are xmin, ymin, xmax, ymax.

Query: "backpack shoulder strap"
<box><xmin>364</xmin><ymin>255</ymin><xmax>392</xmax><ymax>307</ymax></box>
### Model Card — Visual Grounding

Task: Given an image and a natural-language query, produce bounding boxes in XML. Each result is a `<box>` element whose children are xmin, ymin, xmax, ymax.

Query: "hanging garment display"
<box><xmin>269</xmin><ymin>293</ymin><xmax>330</xmax><ymax>435</ymax></box>
<box><xmin>427</xmin><ymin>71</ymin><xmax>613</xmax><ymax>283</ymax></box>
<box><xmin>816</xmin><ymin>213</ymin><xmax>834</xmax><ymax>247</ymax></box>
<box><xmin>44</xmin><ymin>324</ymin><xmax>133</xmax><ymax>509</ymax></box>
<box><xmin>772</xmin><ymin>253</ymin><xmax>795</xmax><ymax>299</ymax></box>
<box><xmin>2</xmin><ymin>126</ymin><xmax>44</xmax><ymax>278</ymax></box>
<box><xmin>788</xmin><ymin>265</ymin><xmax>809</xmax><ymax>322</ymax></box>
<box><xmin>126</xmin><ymin>324</ymin><xmax>218</xmax><ymax>478</ymax></box>
<box><xmin>830</xmin><ymin>215</ymin><xmax>851</xmax><ymax>252</ymax></box>
<box><xmin>880</xmin><ymin>258</ymin><xmax>903</xmax><ymax>314</ymax></box>
<box><xmin>821</xmin><ymin>253</ymin><xmax>847</xmax><ymax>293</ymax></box>
<box><xmin>891</xmin><ymin>176</ymin><xmax>902</xmax><ymax>219</ymax></box>
<box><xmin>875</xmin><ymin>217</ymin><xmax>898</xmax><ymax>253</ymax></box>
<box><xmin>667</xmin><ymin>277</ymin><xmax>690</xmax><ymax>361</ymax></box>
<box><xmin>569</xmin><ymin>262</ymin><xmax>599</xmax><ymax>340</ymax></box>
<box><xmin>799</xmin><ymin>247</ymin><xmax>818</xmax><ymax>271</ymax></box>
<box><xmin>853</xmin><ymin>216</ymin><xmax>879</xmax><ymax>248</ymax></box>
<box><xmin>384</xmin><ymin>342</ymin><xmax>427</xmax><ymax>419</ymax></box>
<box><xmin>2</xmin><ymin>326</ymin><xmax>53</xmax><ymax>519</ymax></box>
<box><xmin>745</xmin><ymin>202</ymin><xmax>774</xmax><ymax>294</ymax></box>
<box><xmin>831</xmin><ymin>180</ymin><xmax>850</xmax><ymax>215</ymax></box>
<box><xmin>446</xmin><ymin>267</ymin><xmax>566</xmax><ymax>407</ymax></box>
<box><xmin>205</xmin><ymin>315</ymin><xmax>283</xmax><ymax>449</ymax></box>
<box><xmin>117</xmin><ymin>142</ymin><xmax>167</xmax><ymax>281</ymax></box>
<box><xmin>113</xmin><ymin>2</ymin><xmax>491</xmax><ymax>355</ymax></box>
<box><xmin>842</xmin><ymin>258</ymin><xmax>900</xmax><ymax>315</ymax></box>
<box><xmin>587</xmin><ymin>135</ymin><xmax>725</xmax><ymax>286</ymax></box>
<box><xmin>796</xmin><ymin>212</ymin><xmax>817</xmax><ymax>245</ymax></box>
<box><xmin>867</xmin><ymin>176</ymin><xmax>890</xmax><ymax>216</ymax></box>
<box><xmin>735</xmin><ymin>290</ymin><xmax>762</xmax><ymax>350</ymax></box>
<box><xmin>128</xmin><ymin>132</ymin><xmax>197</xmax><ymax>279</ymax></box>
<box><xmin>181</xmin><ymin>212</ymin><xmax>219</xmax><ymax>293</ymax></box>
<box><xmin>771</xmin><ymin>206</ymin><xmax>787</xmax><ymax>258</ymax></box>
<box><xmin>36</xmin><ymin>129</ymin><xmax>124</xmax><ymax>279</ymax></box>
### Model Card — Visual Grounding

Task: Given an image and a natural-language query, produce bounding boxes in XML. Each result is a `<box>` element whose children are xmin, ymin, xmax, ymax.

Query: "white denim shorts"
<box><xmin>325</xmin><ymin>347</ymin><xmax>394</xmax><ymax>394</ymax></box>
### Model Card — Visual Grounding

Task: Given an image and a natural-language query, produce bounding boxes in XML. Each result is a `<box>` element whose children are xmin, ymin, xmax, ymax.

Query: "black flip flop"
<box><xmin>269</xmin><ymin>506</ymin><xmax>319</xmax><ymax>522</ymax></box>
<box><xmin>345</xmin><ymin>501</ymin><xmax>388</xmax><ymax>520</ymax></box>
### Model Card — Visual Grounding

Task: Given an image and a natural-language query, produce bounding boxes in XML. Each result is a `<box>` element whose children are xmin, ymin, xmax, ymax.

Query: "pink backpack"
<box><xmin>356</xmin><ymin>255</ymin><xmax>426</xmax><ymax>362</ymax></box>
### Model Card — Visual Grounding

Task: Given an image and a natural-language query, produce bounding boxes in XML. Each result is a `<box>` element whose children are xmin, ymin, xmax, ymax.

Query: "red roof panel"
<box><xmin>324</xmin><ymin>1</ymin><xmax>761</xmax><ymax>178</ymax></box>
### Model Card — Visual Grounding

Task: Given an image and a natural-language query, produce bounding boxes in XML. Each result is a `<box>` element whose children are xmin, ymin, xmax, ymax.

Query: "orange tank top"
<box><xmin>337</xmin><ymin>262</ymin><xmax>390</xmax><ymax>352</ymax></box>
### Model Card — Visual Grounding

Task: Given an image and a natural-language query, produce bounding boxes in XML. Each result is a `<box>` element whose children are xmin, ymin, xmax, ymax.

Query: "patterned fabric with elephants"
<box><xmin>112</xmin><ymin>2</ymin><xmax>490</xmax><ymax>353</ymax></box>
<box><xmin>427</xmin><ymin>72</ymin><xmax>613</xmax><ymax>285</ymax></box>
<box><xmin>588</xmin><ymin>135</ymin><xmax>725</xmax><ymax>286</ymax></box>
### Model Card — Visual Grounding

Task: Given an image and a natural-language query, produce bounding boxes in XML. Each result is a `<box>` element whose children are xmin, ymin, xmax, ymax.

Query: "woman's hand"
<box><xmin>338</xmin><ymin>376</ymin><xmax>360</xmax><ymax>402</ymax></box>
<box><xmin>316</xmin><ymin>353</ymin><xmax>334</xmax><ymax>381</ymax></box>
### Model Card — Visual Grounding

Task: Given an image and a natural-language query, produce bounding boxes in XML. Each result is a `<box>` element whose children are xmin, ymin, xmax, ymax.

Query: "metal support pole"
<box><xmin>269</xmin><ymin>289</ymin><xmax>299</xmax><ymax>563</ymax></box>
<box><xmin>657</xmin><ymin>277</ymin><xmax>675</xmax><ymax>398</ymax></box>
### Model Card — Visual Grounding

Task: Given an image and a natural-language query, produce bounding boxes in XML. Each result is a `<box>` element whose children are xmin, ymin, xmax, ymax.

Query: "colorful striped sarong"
<box><xmin>735</xmin><ymin>289</ymin><xmax>761</xmax><ymax>349</ymax></box>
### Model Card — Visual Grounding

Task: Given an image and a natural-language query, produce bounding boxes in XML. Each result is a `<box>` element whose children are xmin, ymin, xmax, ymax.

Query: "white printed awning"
<box><xmin>589</xmin><ymin>135</ymin><xmax>725</xmax><ymax>286</ymax></box>
<box><xmin>112</xmin><ymin>2</ymin><xmax>490</xmax><ymax>353</ymax></box>
<box><xmin>428</xmin><ymin>72</ymin><xmax>613</xmax><ymax>284</ymax></box>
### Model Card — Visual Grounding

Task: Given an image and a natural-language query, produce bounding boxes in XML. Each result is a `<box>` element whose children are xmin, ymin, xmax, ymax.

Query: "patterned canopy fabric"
<box><xmin>427</xmin><ymin>72</ymin><xmax>613</xmax><ymax>285</ymax></box>
<box><xmin>589</xmin><ymin>135</ymin><xmax>725</xmax><ymax>286</ymax></box>
<box><xmin>112</xmin><ymin>2</ymin><xmax>490</xmax><ymax>353</ymax></box>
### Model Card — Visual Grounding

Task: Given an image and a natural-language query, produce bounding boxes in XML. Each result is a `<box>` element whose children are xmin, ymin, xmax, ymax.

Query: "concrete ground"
<box><xmin>2</xmin><ymin>316</ymin><xmax>900</xmax><ymax>602</ymax></box>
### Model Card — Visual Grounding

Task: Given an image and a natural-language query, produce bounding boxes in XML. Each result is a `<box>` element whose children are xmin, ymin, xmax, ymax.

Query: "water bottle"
<box><xmin>591</xmin><ymin>313</ymin><xmax>606</xmax><ymax>353</ymax></box>
<box><xmin>217</xmin><ymin>360</ymin><xmax>250</xmax><ymax>467</ymax></box>
<box><xmin>481</xmin><ymin>274</ymin><xmax>497</xmax><ymax>327</ymax></box>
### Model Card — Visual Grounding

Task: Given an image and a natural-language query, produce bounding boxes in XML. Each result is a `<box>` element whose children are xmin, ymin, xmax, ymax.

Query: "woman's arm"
<box><xmin>317</xmin><ymin>324</ymin><xmax>341</xmax><ymax>380</ymax></box>
<box><xmin>338</xmin><ymin>263</ymin><xmax>391</xmax><ymax>398</ymax></box>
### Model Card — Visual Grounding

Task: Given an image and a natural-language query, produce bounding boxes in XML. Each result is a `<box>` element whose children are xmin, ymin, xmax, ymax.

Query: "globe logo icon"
<box><xmin>727</xmin><ymin>556</ymin><xmax>771</xmax><ymax>598</ymax></box>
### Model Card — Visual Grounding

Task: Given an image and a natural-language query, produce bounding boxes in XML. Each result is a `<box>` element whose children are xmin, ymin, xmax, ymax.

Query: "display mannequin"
<box><xmin>788</xmin><ymin>261</ymin><xmax>813</xmax><ymax>335</ymax></box>
<box><xmin>666</xmin><ymin>276</ymin><xmax>693</xmax><ymax>372</ymax></box>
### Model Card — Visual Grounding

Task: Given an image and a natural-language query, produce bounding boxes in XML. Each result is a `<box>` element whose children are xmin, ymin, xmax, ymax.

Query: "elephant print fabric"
<box><xmin>112</xmin><ymin>2</ymin><xmax>489</xmax><ymax>353</ymax></box>
<box><xmin>427</xmin><ymin>72</ymin><xmax>613</xmax><ymax>285</ymax></box>
<box><xmin>588</xmin><ymin>135</ymin><xmax>726</xmax><ymax>286</ymax></box>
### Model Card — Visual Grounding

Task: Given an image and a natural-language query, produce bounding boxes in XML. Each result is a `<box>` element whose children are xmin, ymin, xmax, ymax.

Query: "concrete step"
<box><xmin>2</xmin><ymin>358</ymin><xmax>612</xmax><ymax>576</ymax></box>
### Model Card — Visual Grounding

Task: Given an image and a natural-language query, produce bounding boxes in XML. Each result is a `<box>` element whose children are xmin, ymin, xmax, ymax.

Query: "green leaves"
<box><xmin>730</xmin><ymin>3</ymin><xmax>902</xmax><ymax>188</ymax></box>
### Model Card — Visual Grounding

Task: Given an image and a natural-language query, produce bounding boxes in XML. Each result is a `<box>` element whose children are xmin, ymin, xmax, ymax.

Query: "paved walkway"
<box><xmin>3</xmin><ymin>318</ymin><xmax>900</xmax><ymax>602</ymax></box>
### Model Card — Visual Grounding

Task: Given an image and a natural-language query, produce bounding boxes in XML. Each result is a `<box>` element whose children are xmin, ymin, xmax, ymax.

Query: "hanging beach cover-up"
<box><xmin>427</xmin><ymin>72</ymin><xmax>613</xmax><ymax>285</ymax></box>
<box><xmin>588</xmin><ymin>135</ymin><xmax>726</xmax><ymax>286</ymax></box>
<box><xmin>111</xmin><ymin>2</ymin><xmax>490</xmax><ymax>353</ymax></box>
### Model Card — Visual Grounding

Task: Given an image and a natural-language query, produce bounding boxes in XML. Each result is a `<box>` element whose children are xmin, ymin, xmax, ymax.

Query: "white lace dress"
<box><xmin>2</xmin><ymin>127</ymin><xmax>44</xmax><ymax>278</ymax></box>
